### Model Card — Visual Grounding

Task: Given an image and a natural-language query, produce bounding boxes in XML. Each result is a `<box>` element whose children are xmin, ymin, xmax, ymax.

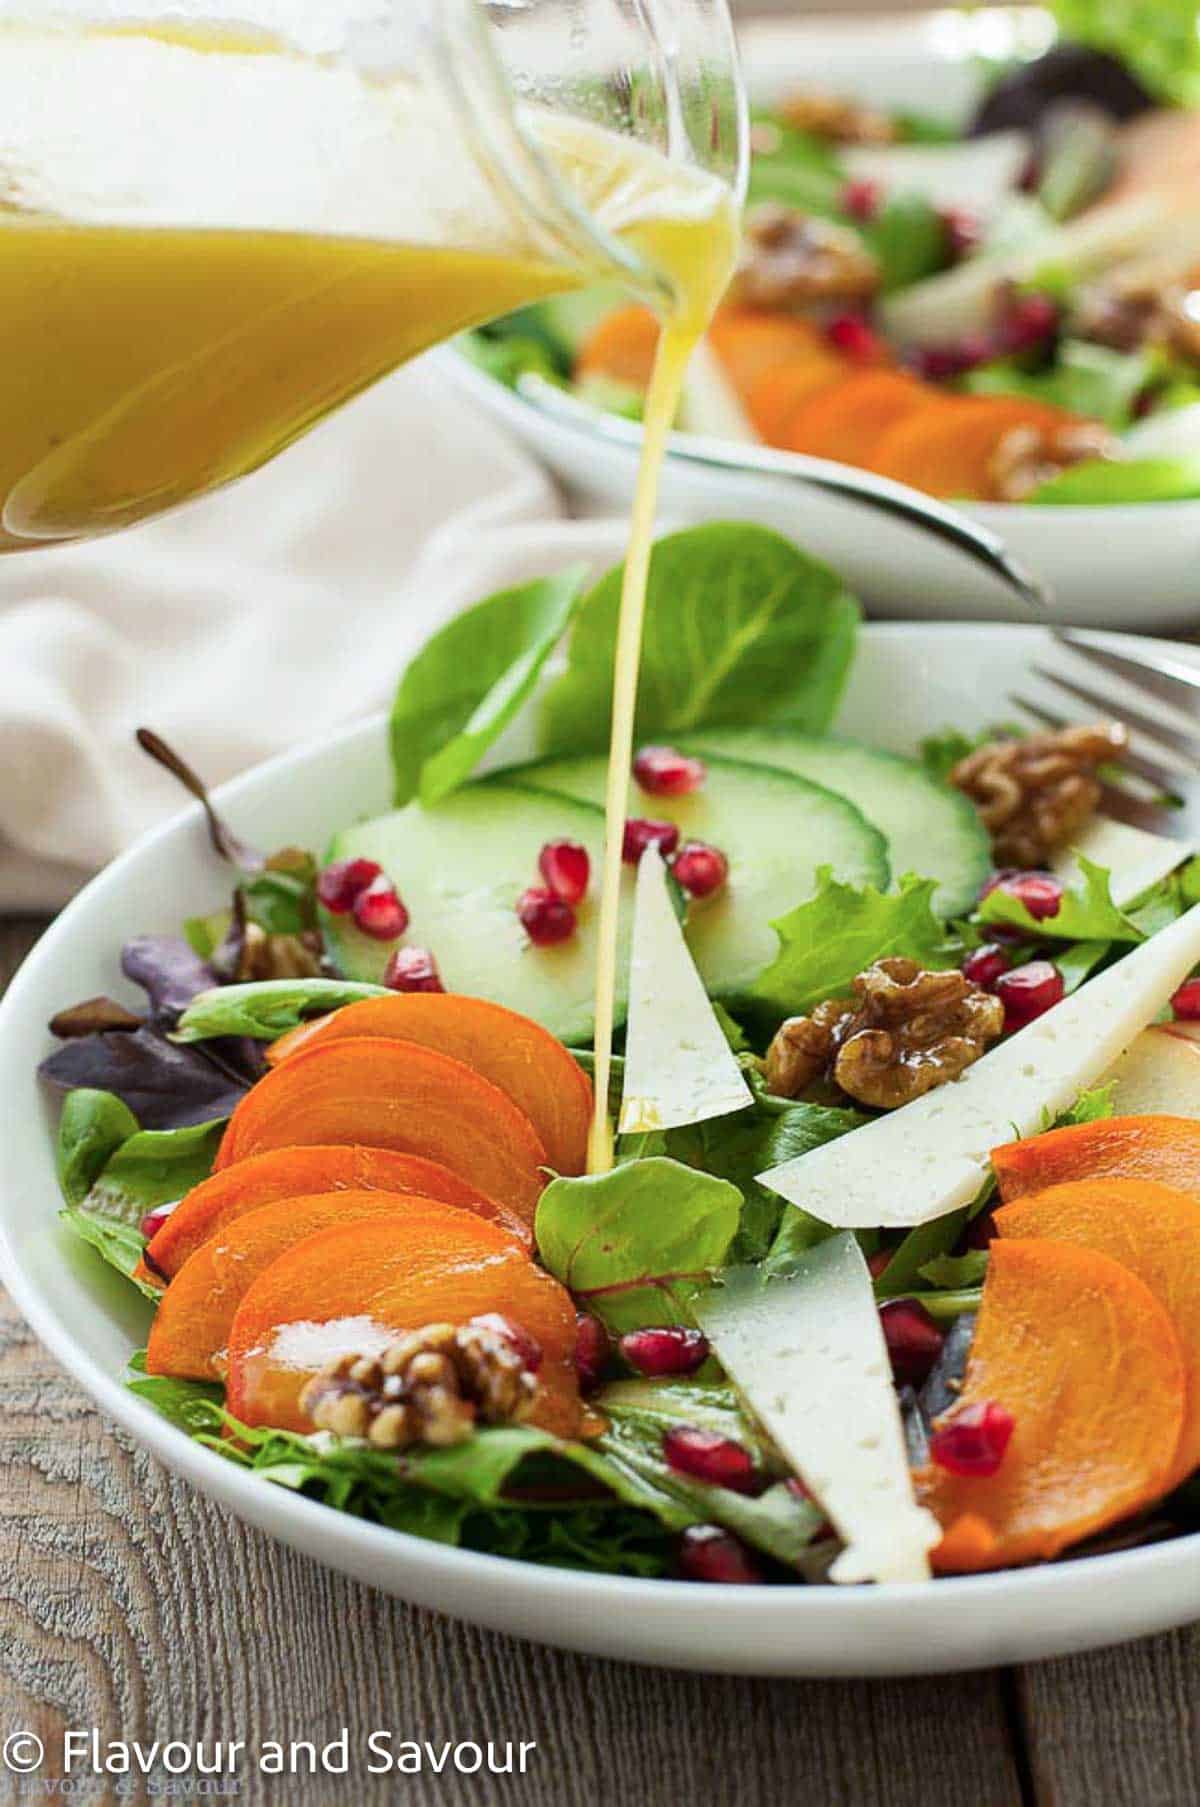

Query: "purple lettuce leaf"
<box><xmin>39</xmin><ymin>1028</ymin><xmax>251</xmax><ymax>1130</ymax></box>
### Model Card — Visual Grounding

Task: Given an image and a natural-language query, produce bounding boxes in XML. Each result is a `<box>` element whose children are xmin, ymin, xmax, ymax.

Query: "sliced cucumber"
<box><xmin>675</xmin><ymin>727</ymin><xmax>989</xmax><ymax>918</ymax></box>
<box><xmin>509</xmin><ymin>752</ymin><xmax>889</xmax><ymax>1005</ymax></box>
<box><xmin>323</xmin><ymin>784</ymin><xmax>631</xmax><ymax>1045</ymax></box>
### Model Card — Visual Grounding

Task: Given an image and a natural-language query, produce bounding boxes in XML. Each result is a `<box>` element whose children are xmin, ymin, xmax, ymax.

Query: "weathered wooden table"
<box><xmin>2</xmin><ymin>915</ymin><xmax>1197</xmax><ymax>1807</ymax></box>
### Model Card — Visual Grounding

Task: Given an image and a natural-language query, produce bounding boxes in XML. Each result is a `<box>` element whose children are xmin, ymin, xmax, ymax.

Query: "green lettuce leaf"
<box><xmin>389</xmin><ymin>565</ymin><xmax>588</xmax><ymax>807</ymax></box>
<box><xmin>128</xmin><ymin>1368</ymin><xmax>817</xmax><ymax>1573</ymax></box>
<box><xmin>596</xmin><ymin>1381</ymin><xmax>824</xmax><ymax>1564</ymax></box>
<box><xmin>535</xmin><ymin>1157</ymin><xmax>741</xmax><ymax>1331</ymax></box>
<box><xmin>538</xmin><ymin>524</ymin><xmax>859</xmax><ymax>755</ymax></box>
<box><xmin>56</xmin><ymin>1088</ymin><xmax>139</xmax><ymax>1207</ymax></box>
<box><xmin>61</xmin><ymin>1116</ymin><xmax>223</xmax><ymax>1294</ymax></box>
<box><xmin>1030</xmin><ymin>455</ymin><xmax>1200</xmax><ymax>505</ymax></box>
<box><xmin>653</xmin><ymin>1087</ymin><xmax>865</xmax><ymax>1264</ymax></box>
<box><xmin>751</xmin><ymin>871</ymin><xmax>956</xmax><ymax>1018</ymax></box>
<box><xmin>964</xmin><ymin>340</ymin><xmax>1154</xmax><ymax>428</ymax></box>
<box><xmin>865</xmin><ymin>193</ymin><xmax>948</xmax><ymax>293</ymax></box>
<box><xmin>918</xmin><ymin>1250</ymin><xmax>989</xmax><ymax>1289</ymax></box>
<box><xmin>174</xmin><ymin>978</ymin><xmax>389</xmax><ymax>1043</ymax></box>
<box><xmin>978</xmin><ymin>856</ymin><xmax>1142</xmax><ymax>943</ymax></box>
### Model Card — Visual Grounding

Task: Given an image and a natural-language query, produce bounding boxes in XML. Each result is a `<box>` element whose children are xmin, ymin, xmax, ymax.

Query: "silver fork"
<box><xmin>1011</xmin><ymin>629</ymin><xmax>1200</xmax><ymax>844</ymax></box>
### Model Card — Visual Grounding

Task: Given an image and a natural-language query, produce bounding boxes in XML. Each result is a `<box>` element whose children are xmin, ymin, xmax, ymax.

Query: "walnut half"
<box><xmin>950</xmin><ymin>721</ymin><xmax>1128</xmax><ymax>868</ymax></box>
<box><xmin>765</xmin><ymin>957</ymin><xmax>1004</xmax><ymax>1111</ymax></box>
<box><xmin>733</xmin><ymin>204</ymin><xmax>880</xmax><ymax>312</ymax></box>
<box><xmin>299</xmin><ymin>1320</ymin><xmax>536</xmax><ymax>1451</ymax></box>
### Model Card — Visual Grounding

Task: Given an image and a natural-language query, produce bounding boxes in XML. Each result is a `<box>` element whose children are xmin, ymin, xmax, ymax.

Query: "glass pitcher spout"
<box><xmin>0</xmin><ymin>1</ymin><xmax>746</xmax><ymax>546</ymax></box>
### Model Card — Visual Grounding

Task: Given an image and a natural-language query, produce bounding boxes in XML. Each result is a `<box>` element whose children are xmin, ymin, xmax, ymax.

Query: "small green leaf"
<box><xmin>865</xmin><ymin>193</ymin><xmax>948</xmax><ymax>293</ymax></box>
<box><xmin>751</xmin><ymin>870</ymin><xmax>956</xmax><ymax>1019</ymax></box>
<box><xmin>1059</xmin><ymin>1081</ymin><xmax>1117</xmax><ymax>1127</ymax></box>
<box><xmin>538</xmin><ymin>524</ymin><xmax>859</xmax><ymax>756</ymax></box>
<box><xmin>389</xmin><ymin>565</ymin><xmax>588</xmax><ymax>807</ymax></box>
<box><xmin>1029</xmin><ymin>454</ymin><xmax>1200</xmax><ymax>506</ymax></box>
<box><xmin>979</xmin><ymin>856</ymin><xmax>1142</xmax><ymax>943</ymax></box>
<box><xmin>918</xmin><ymin>1249</ymin><xmax>989</xmax><ymax>1289</ymax></box>
<box><xmin>61</xmin><ymin>1209</ymin><xmax>160</xmax><ymax>1297</ymax></box>
<box><xmin>174</xmin><ymin>978</ymin><xmax>390</xmax><ymax>1043</ymax></box>
<box><xmin>56</xmin><ymin>1089</ymin><xmax>138</xmax><ymax>1207</ymax></box>
<box><xmin>1055</xmin><ymin>939</ymin><xmax>1113</xmax><ymax>993</ymax></box>
<box><xmin>535</xmin><ymin>1157</ymin><xmax>741</xmax><ymax>1331</ymax></box>
<box><xmin>86</xmin><ymin>1118</ymin><xmax>224</xmax><ymax>1223</ymax></box>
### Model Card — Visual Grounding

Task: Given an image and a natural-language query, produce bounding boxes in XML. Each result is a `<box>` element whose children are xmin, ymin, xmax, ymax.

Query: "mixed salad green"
<box><xmin>38</xmin><ymin>523</ymin><xmax>1200</xmax><ymax>1583</ymax></box>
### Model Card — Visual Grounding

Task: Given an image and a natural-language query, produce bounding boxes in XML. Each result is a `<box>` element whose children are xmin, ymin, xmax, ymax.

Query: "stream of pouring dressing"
<box><xmin>0</xmin><ymin>24</ymin><xmax>738</xmax><ymax>1161</ymax></box>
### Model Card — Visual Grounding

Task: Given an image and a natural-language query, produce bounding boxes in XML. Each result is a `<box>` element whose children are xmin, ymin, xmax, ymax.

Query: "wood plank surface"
<box><xmin>0</xmin><ymin>912</ymin><xmax>1192</xmax><ymax>1807</ymax></box>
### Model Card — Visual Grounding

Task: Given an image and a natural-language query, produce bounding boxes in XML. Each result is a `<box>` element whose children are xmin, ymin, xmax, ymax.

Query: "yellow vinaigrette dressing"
<box><xmin>0</xmin><ymin>24</ymin><xmax>738</xmax><ymax>1161</ymax></box>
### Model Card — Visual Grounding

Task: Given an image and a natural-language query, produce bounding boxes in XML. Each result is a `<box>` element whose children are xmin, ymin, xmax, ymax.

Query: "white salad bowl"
<box><xmin>5</xmin><ymin>620</ymin><xmax>1200</xmax><ymax>1678</ymax></box>
<box><xmin>444</xmin><ymin>9</ymin><xmax>1200</xmax><ymax>632</ymax></box>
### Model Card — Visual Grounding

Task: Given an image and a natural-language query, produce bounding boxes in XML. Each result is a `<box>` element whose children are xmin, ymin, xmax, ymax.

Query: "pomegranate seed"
<box><xmin>867</xmin><ymin>1248</ymin><xmax>893</xmax><ymax>1281</ymax></box>
<box><xmin>879</xmin><ymin>1299</ymin><xmax>945</xmax><ymax>1388</ymax></box>
<box><xmin>995</xmin><ymin>959</ymin><xmax>1064</xmax><ymax>1031</ymax></box>
<box><xmin>940</xmin><ymin>205</ymin><xmax>982</xmax><ymax>262</ymax></box>
<box><xmin>633</xmin><ymin>744</ymin><xmax>707</xmax><ymax>797</ymax></box>
<box><xmin>990</xmin><ymin>870</ymin><xmax>1064</xmax><ymax>921</ymax></box>
<box><xmin>469</xmin><ymin>1313</ymin><xmax>543</xmax><ymax>1374</ymax></box>
<box><xmin>662</xmin><ymin>1426</ymin><xmax>760</xmax><ymax>1494</ymax></box>
<box><xmin>351</xmin><ymin>874</ymin><xmax>409</xmax><ymax>941</ymax></box>
<box><xmin>998</xmin><ymin>292</ymin><xmax>1059</xmax><ymax>355</ymax></box>
<box><xmin>574</xmin><ymin>1313</ymin><xmax>611</xmax><ymax>1392</ymax></box>
<box><xmin>517</xmin><ymin>886</ymin><xmax>575</xmax><ymax>946</ymax></box>
<box><xmin>622</xmin><ymin>818</ymin><xmax>680</xmax><ymax>864</ymax></box>
<box><xmin>1173</xmin><ymin>977</ymin><xmax>1200</xmax><ymax>1020</ymax></box>
<box><xmin>672</xmin><ymin>840</ymin><xmax>729</xmax><ymax>899</ymax></box>
<box><xmin>140</xmin><ymin>1204</ymin><xmax>177</xmax><ymax>1241</ymax></box>
<box><xmin>914</xmin><ymin>332</ymin><xmax>994</xmax><ymax>381</ymax></box>
<box><xmin>383</xmin><ymin>947</ymin><xmax>444</xmax><ymax>993</ymax></box>
<box><xmin>619</xmin><ymin>1326</ymin><xmax>709</xmax><ymax>1377</ymax></box>
<box><xmin>930</xmin><ymin>1400</ymin><xmax>1015</xmax><ymax>1477</ymax></box>
<box><xmin>827</xmin><ymin>312</ymin><xmax>884</xmax><ymax>363</ymax></box>
<box><xmin>677</xmin><ymin>1524</ymin><xmax>763</xmax><ymax>1584</ymax></box>
<box><xmin>538</xmin><ymin>838</ymin><xmax>590</xmax><ymax>905</ymax></box>
<box><xmin>841</xmin><ymin>177</ymin><xmax>881</xmax><ymax>222</ymax></box>
<box><xmin>961</xmin><ymin>942</ymin><xmax>1013</xmax><ymax>990</ymax></box>
<box><xmin>316</xmin><ymin>856</ymin><xmax>382</xmax><ymax>914</ymax></box>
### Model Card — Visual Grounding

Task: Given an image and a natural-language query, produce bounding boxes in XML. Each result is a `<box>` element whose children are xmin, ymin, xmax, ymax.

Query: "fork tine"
<box><xmin>1056</xmin><ymin>630</ymin><xmax>1200</xmax><ymax>710</ymax></box>
<box><xmin>1009</xmin><ymin>693</ymin><xmax>1187</xmax><ymax>794</ymax></box>
<box><xmin>1030</xmin><ymin>665</ymin><xmax>1200</xmax><ymax>768</ymax></box>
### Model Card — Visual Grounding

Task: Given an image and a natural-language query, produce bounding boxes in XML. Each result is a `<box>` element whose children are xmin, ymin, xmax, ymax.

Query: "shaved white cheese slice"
<box><xmin>843</xmin><ymin>131</ymin><xmax>1028</xmax><ymax>220</ymax></box>
<box><xmin>678</xmin><ymin>338</ymin><xmax>759</xmax><ymax>444</ymax></box>
<box><xmin>758</xmin><ymin>902</ymin><xmax>1200</xmax><ymax>1229</ymax></box>
<box><xmin>1052</xmin><ymin>815</ymin><xmax>1193</xmax><ymax>909</ymax></box>
<box><xmin>618</xmin><ymin>846</ymin><xmax>753</xmax><ymax>1134</ymax></box>
<box><xmin>696</xmin><ymin>1237</ymin><xmax>938</xmax><ymax>1584</ymax></box>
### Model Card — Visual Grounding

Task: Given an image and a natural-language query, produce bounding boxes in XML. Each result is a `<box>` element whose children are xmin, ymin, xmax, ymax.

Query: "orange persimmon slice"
<box><xmin>574</xmin><ymin>304</ymin><xmax>661</xmax><ymax>390</ymax></box>
<box><xmin>214</xmin><ymin>1037</ymin><xmax>548</xmax><ymax>1222</ymax></box>
<box><xmin>743</xmin><ymin>360</ymin><xmax>845</xmax><ymax>446</ymax></box>
<box><xmin>145</xmin><ymin>1144</ymin><xmax>528</xmax><ymax>1282</ymax></box>
<box><xmin>995</xmin><ymin>1178</ymin><xmax>1200</xmax><ymax>1486</ymax></box>
<box><xmin>993</xmin><ymin>1115</ymin><xmax>1200</xmax><ymax>1206</ymax></box>
<box><xmin>225</xmin><ymin>1210</ymin><xmax>582</xmax><ymax>1437</ymax></box>
<box><xmin>267</xmin><ymin>994</ymin><xmax>592</xmax><ymax>1176</ymax></box>
<box><xmin>145</xmin><ymin>1190</ymin><xmax>523</xmax><ymax>1382</ymax></box>
<box><xmin>707</xmin><ymin>307</ymin><xmax>837</xmax><ymax>409</ymax></box>
<box><xmin>919</xmin><ymin>1238</ymin><xmax>1185</xmax><ymax>1572</ymax></box>
<box><xmin>783</xmin><ymin>369</ymin><xmax>928</xmax><ymax>464</ymax></box>
<box><xmin>867</xmin><ymin>396</ymin><xmax>1073</xmax><ymax>500</ymax></box>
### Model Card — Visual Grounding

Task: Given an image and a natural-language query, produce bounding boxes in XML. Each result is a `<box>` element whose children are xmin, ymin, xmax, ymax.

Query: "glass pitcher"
<box><xmin>0</xmin><ymin>0</ymin><xmax>746</xmax><ymax>547</ymax></box>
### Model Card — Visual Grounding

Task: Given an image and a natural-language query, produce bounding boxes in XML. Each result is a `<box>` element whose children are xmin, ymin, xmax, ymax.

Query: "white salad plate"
<box><xmin>5</xmin><ymin>620</ymin><xmax>1200</xmax><ymax>1677</ymax></box>
<box><xmin>444</xmin><ymin>7</ymin><xmax>1200</xmax><ymax>632</ymax></box>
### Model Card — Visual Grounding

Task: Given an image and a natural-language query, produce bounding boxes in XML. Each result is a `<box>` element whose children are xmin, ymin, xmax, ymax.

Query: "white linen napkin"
<box><xmin>0</xmin><ymin>359</ymin><xmax>630</xmax><ymax>911</ymax></box>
